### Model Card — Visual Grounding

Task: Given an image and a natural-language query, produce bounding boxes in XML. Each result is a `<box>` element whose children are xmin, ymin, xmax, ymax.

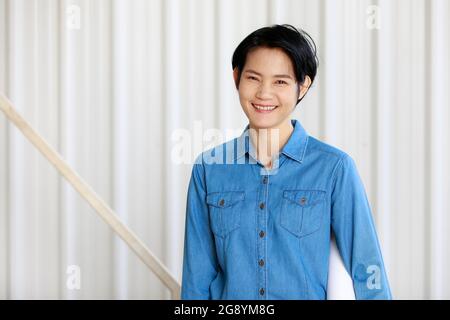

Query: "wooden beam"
<box><xmin>0</xmin><ymin>93</ymin><xmax>181</xmax><ymax>299</ymax></box>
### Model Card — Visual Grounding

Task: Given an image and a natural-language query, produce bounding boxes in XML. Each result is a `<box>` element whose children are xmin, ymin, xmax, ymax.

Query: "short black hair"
<box><xmin>231</xmin><ymin>24</ymin><xmax>318</xmax><ymax>105</ymax></box>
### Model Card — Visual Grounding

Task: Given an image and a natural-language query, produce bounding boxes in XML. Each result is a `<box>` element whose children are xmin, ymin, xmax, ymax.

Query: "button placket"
<box><xmin>257</xmin><ymin>174</ymin><xmax>269</xmax><ymax>300</ymax></box>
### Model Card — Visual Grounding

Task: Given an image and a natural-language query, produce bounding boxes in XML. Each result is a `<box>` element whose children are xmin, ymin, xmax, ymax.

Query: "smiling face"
<box><xmin>234</xmin><ymin>47</ymin><xmax>310</xmax><ymax>131</ymax></box>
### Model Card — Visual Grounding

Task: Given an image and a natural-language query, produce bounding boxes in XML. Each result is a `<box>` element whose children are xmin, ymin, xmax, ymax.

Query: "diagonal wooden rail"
<box><xmin>0</xmin><ymin>93</ymin><xmax>181</xmax><ymax>299</ymax></box>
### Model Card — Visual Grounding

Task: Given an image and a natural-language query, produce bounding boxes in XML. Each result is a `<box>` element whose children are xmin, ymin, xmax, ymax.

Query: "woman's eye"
<box><xmin>245</xmin><ymin>77</ymin><xmax>287</xmax><ymax>85</ymax></box>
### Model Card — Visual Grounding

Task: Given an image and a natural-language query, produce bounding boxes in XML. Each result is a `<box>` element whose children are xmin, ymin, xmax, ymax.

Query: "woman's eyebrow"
<box><xmin>244</xmin><ymin>69</ymin><xmax>293</xmax><ymax>79</ymax></box>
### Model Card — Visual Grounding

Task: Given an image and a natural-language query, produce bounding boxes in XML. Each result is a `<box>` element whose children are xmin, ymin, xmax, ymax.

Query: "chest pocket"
<box><xmin>280</xmin><ymin>190</ymin><xmax>326</xmax><ymax>238</ymax></box>
<box><xmin>206</xmin><ymin>191</ymin><xmax>245</xmax><ymax>238</ymax></box>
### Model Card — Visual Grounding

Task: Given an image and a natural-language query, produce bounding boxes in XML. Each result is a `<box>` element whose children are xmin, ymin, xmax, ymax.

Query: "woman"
<box><xmin>181</xmin><ymin>24</ymin><xmax>392</xmax><ymax>300</ymax></box>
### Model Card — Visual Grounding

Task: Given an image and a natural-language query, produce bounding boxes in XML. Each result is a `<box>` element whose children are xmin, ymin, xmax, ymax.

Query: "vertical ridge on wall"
<box><xmin>130</xmin><ymin>0</ymin><xmax>153</xmax><ymax>299</ymax></box>
<box><xmin>393</xmin><ymin>0</ymin><xmax>410</xmax><ymax>298</ymax></box>
<box><xmin>56</xmin><ymin>0</ymin><xmax>63</xmax><ymax>300</ymax></box>
<box><xmin>0</xmin><ymin>0</ymin><xmax>10</xmax><ymax>300</ymax></box>
<box><xmin>377</xmin><ymin>0</ymin><xmax>394</xmax><ymax>297</ymax></box>
<box><xmin>89</xmin><ymin>0</ymin><xmax>114</xmax><ymax>299</ymax></box>
<box><xmin>322</xmin><ymin>0</ymin><xmax>342</xmax><ymax>146</ymax></box>
<box><xmin>112</xmin><ymin>0</ymin><xmax>131</xmax><ymax>299</ymax></box>
<box><xmin>410</xmin><ymin>0</ymin><xmax>427</xmax><ymax>299</ymax></box>
<box><xmin>369</xmin><ymin>0</ymin><xmax>379</xmax><ymax>246</ymax></box>
<box><xmin>370</xmin><ymin>0</ymin><xmax>392</xmax><ymax>298</ymax></box>
<box><xmin>9</xmin><ymin>0</ymin><xmax>39</xmax><ymax>298</ymax></box>
<box><xmin>146</xmin><ymin>0</ymin><xmax>166</xmax><ymax>298</ymax></box>
<box><xmin>35</xmin><ymin>0</ymin><xmax>61</xmax><ymax>299</ymax></box>
<box><xmin>423</xmin><ymin>0</ymin><xmax>432</xmax><ymax>300</ymax></box>
<box><xmin>429</xmin><ymin>0</ymin><xmax>450</xmax><ymax>299</ymax></box>
<box><xmin>317</xmin><ymin>0</ymin><xmax>326</xmax><ymax>140</ymax></box>
<box><xmin>160</xmin><ymin>0</ymin><xmax>170</xmax><ymax>298</ymax></box>
<box><xmin>162</xmin><ymin>0</ymin><xmax>184</xmax><ymax>299</ymax></box>
<box><xmin>357</xmin><ymin>0</ymin><xmax>376</xmax><ymax>203</ymax></box>
<box><xmin>99</xmin><ymin>0</ymin><xmax>114</xmax><ymax>298</ymax></box>
<box><xmin>61</xmin><ymin>0</ymin><xmax>81</xmax><ymax>299</ymax></box>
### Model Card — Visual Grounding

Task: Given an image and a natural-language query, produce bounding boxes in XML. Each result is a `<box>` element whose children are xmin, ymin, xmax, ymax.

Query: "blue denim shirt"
<box><xmin>181</xmin><ymin>119</ymin><xmax>392</xmax><ymax>300</ymax></box>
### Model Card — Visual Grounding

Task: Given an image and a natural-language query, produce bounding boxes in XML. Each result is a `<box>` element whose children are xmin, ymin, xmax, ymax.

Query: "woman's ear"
<box><xmin>233</xmin><ymin>68</ymin><xmax>240</xmax><ymax>90</ymax></box>
<box><xmin>298</xmin><ymin>75</ymin><xmax>312</xmax><ymax>100</ymax></box>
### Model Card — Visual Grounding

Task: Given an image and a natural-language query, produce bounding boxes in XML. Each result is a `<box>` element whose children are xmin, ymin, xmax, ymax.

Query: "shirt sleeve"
<box><xmin>330</xmin><ymin>154</ymin><xmax>392</xmax><ymax>300</ymax></box>
<box><xmin>181</xmin><ymin>156</ymin><xmax>219</xmax><ymax>299</ymax></box>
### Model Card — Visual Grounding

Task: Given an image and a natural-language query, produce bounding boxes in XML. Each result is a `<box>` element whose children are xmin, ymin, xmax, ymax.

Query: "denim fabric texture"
<box><xmin>181</xmin><ymin>119</ymin><xmax>392</xmax><ymax>300</ymax></box>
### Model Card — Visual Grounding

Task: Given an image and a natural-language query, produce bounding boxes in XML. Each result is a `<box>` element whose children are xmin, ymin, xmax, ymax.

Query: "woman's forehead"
<box><xmin>244</xmin><ymin>47</ymin><xmax>295</xmax><ymax>77</ymax></box>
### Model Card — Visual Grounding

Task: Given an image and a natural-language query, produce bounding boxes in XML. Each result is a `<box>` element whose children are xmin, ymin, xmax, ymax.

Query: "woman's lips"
<box><xmin>252</xmin><ymin>103</ymin><xmax>278</xmax><ymax>113</ymax></box>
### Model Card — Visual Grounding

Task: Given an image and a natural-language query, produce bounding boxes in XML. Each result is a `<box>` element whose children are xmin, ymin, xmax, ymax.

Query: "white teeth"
<box><xmin>253</xmin><ymin>104</ymin><xmax>277</xmax><ymax>111</ymax></box>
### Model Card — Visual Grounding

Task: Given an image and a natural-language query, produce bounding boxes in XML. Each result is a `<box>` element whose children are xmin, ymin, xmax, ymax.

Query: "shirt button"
<box><xmin>259</xmin><ymin>202</ymin><xmax>265</xmax><ymax>210</ymax></box>
<box><xmin>262</xmin><ymin>176</ymin><xmax>268</xmax><ymax>184</ymax></box>
<box><xmin>259</xmin><ymin>288</ymin><xmax>265</xmax><ymax>296</ymax></box>
<box><xmin>219</xmin><ymin>199</ymin><xmax>225</xmax><ymax>206</ymax></box>
<box><xmin>259</xmin><ymin>259</ymin><xmax>265</xmax><ymax>267</ymax></box>
<box><xmin>259</xmin><ymin>230</ymin><xmax>265</xmax><ymax>238</ymax></box>
<box><xmin>300</xmin><ymin>197</ymin><xmax>307</xmax><ymax>205</ymax></box>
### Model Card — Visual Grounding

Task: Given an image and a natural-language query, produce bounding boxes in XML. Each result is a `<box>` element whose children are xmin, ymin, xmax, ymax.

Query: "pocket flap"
<box><xmin>283</xmin><ymin>190</ymin><xmax>326</xmax><ymax>207</ymax></box>
<box><xmin>206</xmin><ymin>191</ymin><xmax>245</xmax><ymax>208</ymax></box>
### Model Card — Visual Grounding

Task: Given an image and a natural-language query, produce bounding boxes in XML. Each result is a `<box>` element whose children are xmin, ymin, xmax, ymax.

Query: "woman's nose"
<box><xmin>255</xmin><ymin>83</ymin><xmax>273</xmax><ymax>99</ymax></box>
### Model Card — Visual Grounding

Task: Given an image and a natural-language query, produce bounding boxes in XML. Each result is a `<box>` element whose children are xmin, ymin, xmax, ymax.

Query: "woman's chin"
<box><xmin>249</xmin><ymin>118</ymin><xmax>279</xmax><ymax>130</ymax></box>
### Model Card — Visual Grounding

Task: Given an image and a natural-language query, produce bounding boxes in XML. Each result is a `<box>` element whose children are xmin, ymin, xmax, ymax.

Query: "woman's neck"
<box><xmin>249</xmin><ymin>119</ymin><xmax>294</xmax><ymax>169</ymax></box>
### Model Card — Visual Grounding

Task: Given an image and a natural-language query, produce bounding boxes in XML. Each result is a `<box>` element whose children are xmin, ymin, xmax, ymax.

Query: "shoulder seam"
<box><xmin>330</xmin><ymin>154</ymin><xmax>347</xmax><ymax>192</ymax></box>
<box><xmin>307</xmin><ymin>136</ymin><xmax>346</xmax><ymax>160</ymax></box>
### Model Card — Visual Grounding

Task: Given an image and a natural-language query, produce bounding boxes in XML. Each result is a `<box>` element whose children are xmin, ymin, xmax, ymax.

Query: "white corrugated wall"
<box><xmin>0</xmin><ymin>0</ymin><xmax>449</xmax><ymax>299</ymax></box>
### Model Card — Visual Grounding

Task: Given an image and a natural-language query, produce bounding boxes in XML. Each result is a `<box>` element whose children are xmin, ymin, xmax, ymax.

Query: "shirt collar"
<box><xmin>235</xmin><ymin>119</ymin><xmax>309</xmax><ymax>164</ymax></box>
